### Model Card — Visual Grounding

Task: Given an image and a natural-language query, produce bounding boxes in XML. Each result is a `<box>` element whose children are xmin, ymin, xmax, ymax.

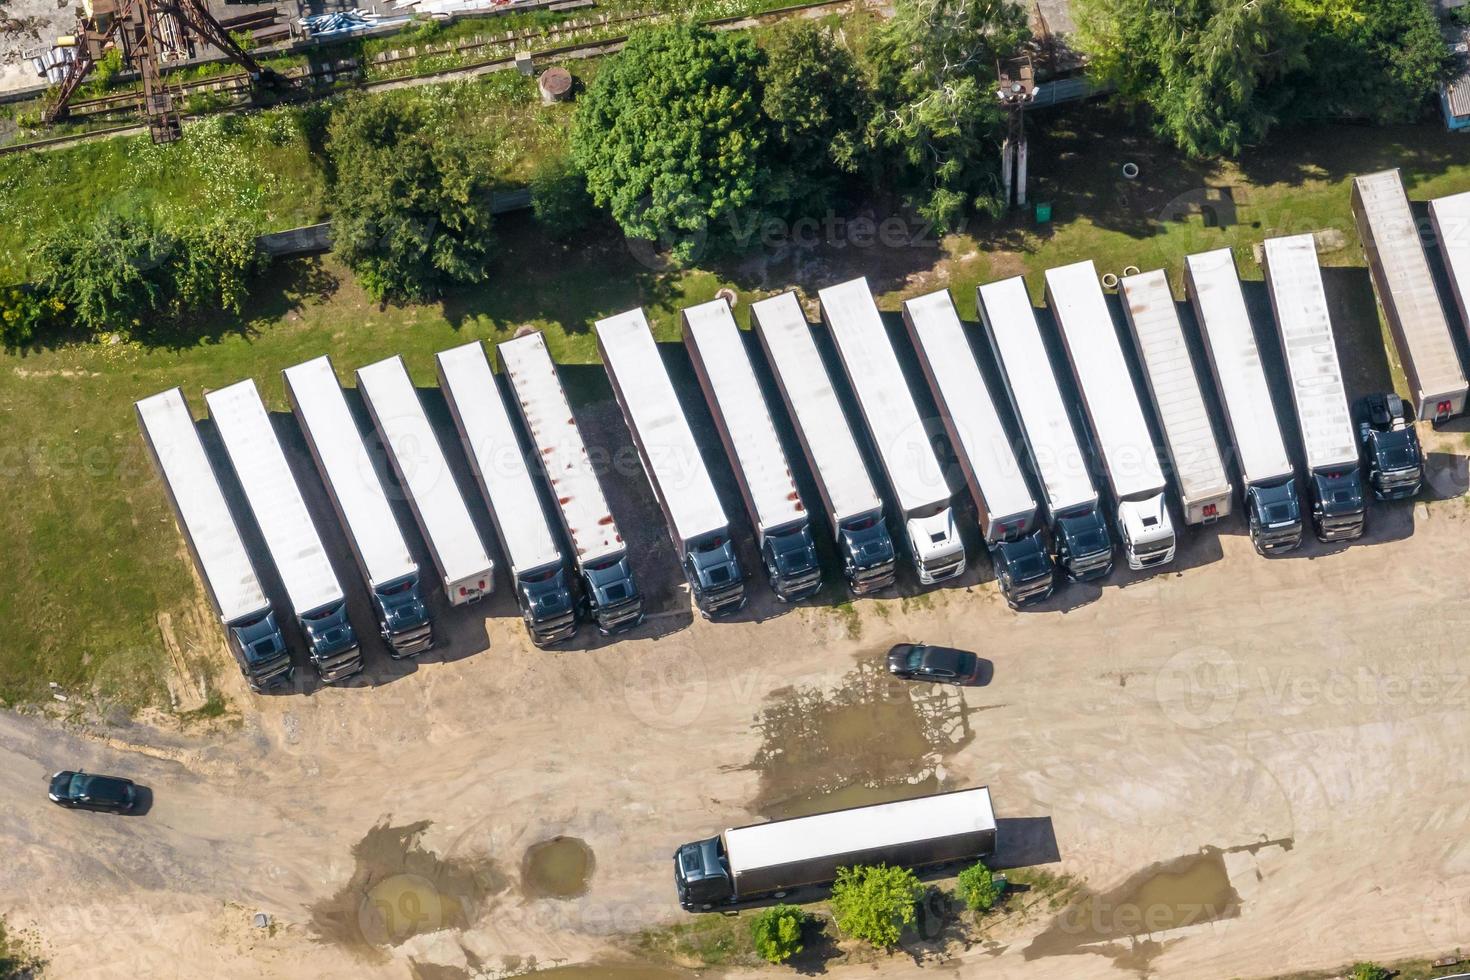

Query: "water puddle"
<box><xmin>310</xmin><ymin>820</ymin><xmax>507</xmax><ymax>957</ymax></box>
<box><xmin>740</xmin><ymin>659</ymin><xmax>975</xmax><ymax>819</ymax></box>
<box><xmin>521</xmin><ymin>836</ymin><xmax>595</xmax><ymax>899</ymax></box>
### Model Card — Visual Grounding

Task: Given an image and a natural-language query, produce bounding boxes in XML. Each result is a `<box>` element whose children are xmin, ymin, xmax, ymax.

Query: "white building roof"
<box><xmin>682</xmin><ymin>300</ymin><xmax>807</xmax><ymax>533</ymax></box>
<box><xmin>204</xmin><ymin>379</ymin><xmax>343</xmax><ymax>615</ymax></box>
<box><xmin>1261</xmin><ymin>236</ymin><xmax>1358</xmax><ymax>470</ymax></box>
<box><xmin>976</xmin><ymin>276</ymin><xmax>1097</xmax><ymax>513</ymax></box>
<box><xmin>436</xmin><ymin>341</ymin><xmax>564</xmax><ymax>576</ymax></box>
<box><xmin>136</xmin><ymin>387</ymin><xmax>268</xmax><ymax>623</ymax></box>
<box><xmin>282</xmin><ymin>355</ymin><xmax>417</xmax><ymax>589</ymax></box>
<box><xmin>498</xmin><ymin>331</ymin><xmax>625</xmax><ymax>566</ymax></box>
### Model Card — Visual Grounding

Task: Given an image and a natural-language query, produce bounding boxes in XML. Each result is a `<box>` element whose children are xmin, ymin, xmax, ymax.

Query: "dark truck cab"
<box><xmin>519</xmin><ymin>566</ymin><xmax>578</xmax><ymax>644</ymax></box>
<box><xmin>1357</xmin><ymin>393</ymin><xmax>1423</xmax><ymax>500</ymax></box>
<box><xmin>763</xmin><ymin>525</ymin><xmax>822</xmax><ymax>602</ymax></box>
<box><xmin>840</xmin><ymin>514</ymin><xmax>897</xmax><ymax>594</ymax></box>
<box><xmin>233</xmin><ymin>612</ymin><xmax>294</xmax><ymax>692</ymax></box>
<box><xmin>375</xmin><ymin>574</ymin><xmax>433</xmax><ymax>656</ymax></box>
<box><xmin>1308</xmin><ymin>469</ymin><xmax>1366</xmax><ymax>541</ymax></box>
<box><xmin>1054</xmin><ymin>507</ymin><xmax>1114</xmax><ymax>581</ymax></box>
<box><xmin>1247</xmin><ymin>480</ymin><xmax>1304</xmax><ymax>553</ymax></box>
<box><xmin>582</xmin><ymin>556</ymin><xmax>644</xmax><ymax>634</ymax></box>
<box><xmin>686</xmin><ymin>533</ymin><xmax>747</xmax><ymax>617</ymax></box>
<box><xmin>992</xmin><ymin>533</ymin><xmax>1055</xmax><ymax>604</ymax></box>
<box><xmin>299</xmin><ymin>602</ymin><xmax>360</xmax><ymax>683</ymax></box>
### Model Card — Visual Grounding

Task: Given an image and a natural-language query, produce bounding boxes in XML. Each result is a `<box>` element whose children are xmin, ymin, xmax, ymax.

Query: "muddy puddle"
<box><xmin>521</xmin><ymin>836</ymin><xmax>595</xmax><ymax>899</ymax></box>
<box><xmin>740</xmin><ymin>659</ymin><xmax>975</xmax><ymax>819</ymax></box>
<box><xmin>1024</xmin><ymin>848</ymin><xmax>1241</xmax><ymax>972</ymax></box>
<box><xmin>310</xmin><ymin>820</ymin><xmax>507</xmax><ymax>957</ymax></box>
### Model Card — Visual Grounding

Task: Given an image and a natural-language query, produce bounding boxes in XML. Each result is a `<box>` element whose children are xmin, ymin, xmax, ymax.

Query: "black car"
<box><xmin>48</xmin><ymin>770</ymin><xmax>138</xmax><ymax>813</ymax></box>
<box><xmin>887</xmin><ymin>643</ymin><xmax>982</xmax><ymax>684</ymax></box>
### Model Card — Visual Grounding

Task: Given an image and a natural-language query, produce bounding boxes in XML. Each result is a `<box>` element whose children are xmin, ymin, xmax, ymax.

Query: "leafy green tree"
<box><xmin>750</xmin><ymin>903</ymin><xmax>805</xmax><ymax>964</ymax></box>
<box><xmin>327</xmin><ymin>94</ymin><xmax>495</xmax><ymax>301</ymax></box>
<box><xmin>530</xmin><ymin>156</ymin><xmax>596</xmax><ymax>238</ymax></box>
<box><xmin>0</xmin><ymin>282</ymin><xmax>64</xmax><ymax>350</ymax></box>
<box><xmin>167</xmin><ymin>221</ymin><xmax>264</xmax><ymax>318</ymax></box>
<box><xmin>828</xmin><ymin>864</ymin><xmax>924</xmax><ymax>948</ymax></box>
<box><xmin>1349</xmin><ymin>964</ymin><xmax>1390</xmax><ymax>980</ymax></box>
<box><xmin>571</xmin><ymin>23</ymin><xmax>770</xmax><ymax>263</ymax></box>
<box><xmin>864</xmin><ymin>0</ymin><xmax>1030</xmax><ymax>230</ymax></box>
<box><xmin>33</xmin><ymin>212</ymin><xmax>170</xmax><ymax>333</ymax></box>
<box><xmin>955</xmin><ymin>860</ymin><xmax>1003</xmax><ymax>913</ymax></box>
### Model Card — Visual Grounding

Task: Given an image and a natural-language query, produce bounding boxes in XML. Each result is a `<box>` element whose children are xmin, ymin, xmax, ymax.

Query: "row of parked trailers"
<box><xmin>142</xmin><ymin>171</ymin><xmax>1466</xmax><ymax>687</ymax></box>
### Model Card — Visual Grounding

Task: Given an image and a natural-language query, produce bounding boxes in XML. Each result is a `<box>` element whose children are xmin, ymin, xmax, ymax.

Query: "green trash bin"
<box><xmin>1035</xmin><ymin>202</ymin><xmax>1053</xmax><ymax>224</ymax></box>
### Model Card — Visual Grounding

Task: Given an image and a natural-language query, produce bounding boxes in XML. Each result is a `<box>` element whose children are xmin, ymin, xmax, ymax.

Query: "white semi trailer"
<box><xmin>136</xmin><ymin>387</ymin><xmax>293</xmax><ymax>692</ymax></box>
<box><xmin>682</xmin><ymin>299</ymin><xmax>822</xmax><ymax>602</ymax></box>
<box><xmin>1045</xmin><ymin>260</ymin><xmax>1177</xmax><ymax>569</ymax></box>
<box><xmin>976</xmin><ymin>276</ymin><xmax>1114</xmax><ymax>580</ymax></box>
<box><xmin>1184</xmin><ymin>249</ymin><xmax>1304</xmax><ymax>554</ymax></box>
<box><xmin>356</xmin><ymin>355</ymin><xmax>496</xmax><ymax>605</ymax></box>
<box><xmin>594</xmin><ymin>308</ymin><xmax>747</xmax><ymax>618</ymax></box>
<box><xmin>498</xmin><ymin>330</ymin><xmax>645</xmax><ymax>634</ymax></box>
<box><xmin>283</xmin><ymin>355</ymin><xmax>435</xmax><ymax>656</ymax></box>
<box><xmin>1261</xmin><ymin>234</ymin><xmax>1368</xmax><ymax>542</ymax></box>
<box><xmin>818</xmin><ymin>277</ymin><xmax>965</xmax><ymax>584</ymax></box>
<box><xmin>436</xmin><ymin>341</ymin><xmax>579</xmax><ymax>646</ymax></box>
<box><xmin>750</xmin><ymin>291</ymin><xmax>897</xmax><ymax>594</ymax></box>
<box><xmin>901</xmin><ymin>288</ymin><xmax>1054</xmax><ymax>606</ymax></box>
<box><xmin>205</xmin><ymin>379</ymin><xmax>363</xmax><ymax>683</ymax></box>
<box><xmin>1118</xmin><ymin>270</ymin><xmax>1233</xmax><ymax>525</ymax></box>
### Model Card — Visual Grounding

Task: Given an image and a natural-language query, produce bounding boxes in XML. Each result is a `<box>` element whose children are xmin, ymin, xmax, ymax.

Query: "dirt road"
<box><xmin>4</xmin><ymin>468</ymin><xmax>1470</xmax><ymax>979</ymax></box>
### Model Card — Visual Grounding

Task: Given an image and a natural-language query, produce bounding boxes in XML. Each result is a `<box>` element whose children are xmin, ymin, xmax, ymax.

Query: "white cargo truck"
<box><xmin>901</xmin><ymin>288</ymin><xmax>1054</xmax><ymax>605</ymax></box>
<box><xmin>283</xmin><ymin>355</ymin><xmax>434</xmax><ymax>656</ymax></box>
<box><xmin>681</xmin><ymin>299</ymin><xmax>822</xmax><ymax>602</ymax></box>
<box><xmin>1432</xmin><ymin>189</ymin><xmax>1470</xmax><ymax>342</ymax></box>
<box><xmin>818</xmin><ymin>278</ymin><xmax>966</xmax><ymax>584</ymax></box>
<box><xmin>1184</xmin><ymin>248</ymin><xmax>1304</xmax><ymax>554</ymax></box>
<box><xmin>1045</xmin><ymin>260</ymin><xmax>1177</xmax><ymax>569</ymax></box>
<box><xmin>436</xmin><ymin>341</ymin><xmax>579</xmax><ymax>645</ymax></box>
<box><xmin>356</xmin><ymin>355</ymin><xmax>496</xmax><ymax>605</ymax></box>
<box><xmin>594</xmin><ymin>309</ymin><xmax>747</xmax><ymax>618</ymax></box>
<box><xmin>976</xmin><ymin>277</ymin><xmax>1114</xmax><ymax>580</ymax></box>
<box><xmin>750</xmin><ymin>291</ymin><xmax>897</xmax><ymax>594</ymax></box>
<box><xmin>1261</xmin><ymin>234</ymin><xmax>1368</xmax><ymax>542</ymax></box>
<box><xmin>205</xmin><ymin>379</ymin><xmax>363</xmax><ymax>683</ymax></box>
<box><xmin>1119</xmin><ymin>270</ymin><xmax>1233</xmax><ymax>525</ymax></box>
<box><xmin>498</xmin><ymin>330</ymin><xmax>644</xmax><ymax>634</ymax></box>
<box><xmin>136</xmin><ymin>387</ymin><xmax>293</xmax><ymax>692</ymax></box>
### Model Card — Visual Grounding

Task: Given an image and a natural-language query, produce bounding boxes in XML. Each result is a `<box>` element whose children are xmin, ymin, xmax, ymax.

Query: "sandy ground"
<box><xmin>0</xmin><ymin>0</ymin><xmax>74</xmax><ymax>93</ymax></box>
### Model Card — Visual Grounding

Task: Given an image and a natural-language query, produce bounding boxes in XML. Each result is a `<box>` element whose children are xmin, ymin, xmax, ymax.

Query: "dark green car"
<box><xmin>48</xmin><ymin>770</ymin><xmax>138</xmax><ymax>813</ymax></box>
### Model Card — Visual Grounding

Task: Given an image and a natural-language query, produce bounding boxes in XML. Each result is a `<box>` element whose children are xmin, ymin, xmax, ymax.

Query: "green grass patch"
<box><xmin>631</xmin><ymin>910</ymin><xmax>765</xmax><ymax>968</ymax></box>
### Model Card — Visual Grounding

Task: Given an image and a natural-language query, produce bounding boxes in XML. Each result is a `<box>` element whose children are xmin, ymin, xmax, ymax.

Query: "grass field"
<box><xmin>3</xmin><ymin>109</ymin><xmax>1469</xmax><ymax>710</ymax></box>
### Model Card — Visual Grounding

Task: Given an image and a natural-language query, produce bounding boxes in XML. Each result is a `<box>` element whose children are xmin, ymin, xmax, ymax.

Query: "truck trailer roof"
<box><xmin>436</xmin><ymin>341</ymin><xmax>564</xmax><ymax>577</ymax></box>
<box><xmin>818</xmin><ymin>278</ymin><xmax>951</xmax><ymax>513</ymax></box>
<box><xmin>681</xmin><ymin>299</ymin><xmax>807</xmax><ymax>534</ymax></box>
<box><xmin>1429</xmin><ymin>189</ymin><xmax>1470</xmax><ymax>352</ymax></box>
<box><xmin>356</xmin><ymin>355</ymin><xmax>493</xmax><ymax>590</ymax></box>
<box><xmin>1184</xmin><ymin>249</ymin><xmax>1295</xmax><ymax>485</ymax></box>
<box><xmin>749</xmin><ymin>292</ymin><xmax>884</xmax><ymax>522</ymax></box>
<box><xmin>136</xmin><ymin>387</ymin><xmax>269</xmax><ymax>623</ymax></box>
<box><xmin>594</xmin><ymin>308</ymin><xmax>729</xmax><ymax>542</ymax></box>
<box><xmin>976</xmin><ymin>276</ymin><xmax>1097</xmax><ymax>513</ymax></box>
<box><xmin>902</xmin><ymin>289</ymin><xmax>1035</xmax><ymax>526</ymax></box>
<box><xmin>498</xmin><ymin>331</ymin><xmax>626</xmax><ymax>566</ymax></box>
<box><xmin>1119</xmin><ymin>271</ymin><xmax>1232</xmax><ymax>511</ymax></box>
<box><xmin>1044</xmin><ymin>260</ymin><xmax>1167</xmax><ymax>500</ymax></box>
<box><xmin>204</xmin><ymin>379</ymin><xmax>344</xmax><ymax>616</ymax></box>
<box><xmin>724</xmin><ymin>787</ymin><xmax>996</xmax><ymax>877</ymax></box>
<box><xmin>282</xmin><ymin>355</ymin><xmax>418</xmax><ymax>589</ymax></box>
<box><xmin>1261</xmin><ymin>235</ymin><xmax>1358</xmax><ymax>471</ymax></box>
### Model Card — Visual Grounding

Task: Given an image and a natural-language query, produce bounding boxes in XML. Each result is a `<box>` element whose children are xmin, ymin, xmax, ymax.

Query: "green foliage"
<box><xmin>571</xmin><ymin>23</ymin><xmax>770</xmax><ymax>263</ymax></box>
<box><xmin>531</xmin><ymin>156</ymin><xmax>595</xmax><ymax>238</ymax></box>
<box><xmin>1454</xmin><ymin>4</ymin><xmax>1470</xmax><ymax>27</ymax></box>
<box><xmin>327</xmin><ymin>93</ymin><xmax>496</xmax><ymax>301</ymax></box>
<box><xmin>93</xmin><ymin>46</ymin><xmax>125</xmax><ymax>88</ymax></box>
<box><xmin>0</xmin><ymin>915</ymin><xmax>44</xmax><ymax>979</ymax></box>
<box><xmin>749</xmin><ymin>904</ymin><xmax>805</xmax><ymax>964</ymax></box>
<box><xmin>33</xmin><ymin>213</ymin><xmax>170</xmax><ymax>333</ymax></box>
<box><xmin>1348</xmin><ymin>964</ymin><xmax>1390</xmax><ymax>980</ymax></box>
<box><xmin>955</xmin><ymin>860</ymin><xmax>1003</xmax><ymax>913</ymax></box>
<box><xmin>828</xmin><ymin>864</ymin><xmax>924</xmax><ymax>948</ymax></box>
<box><xmin>167</xmin><ymin>221</ymin><xmax>265</xmax><ymax>317</ymax></box>
<box><xmin>864</xmin><ymin>0</ymin><xmax>1029</xmax><ymax>230</ymax></box>
<box><xmin>758</xmin><ymin>20</ymin><xmax>867</xmax><ymax>193</ymax></box>
<box><xmin>0</xmin><ymin>282</ymin><xmax>63</xmax><ymax>350</ymax></box>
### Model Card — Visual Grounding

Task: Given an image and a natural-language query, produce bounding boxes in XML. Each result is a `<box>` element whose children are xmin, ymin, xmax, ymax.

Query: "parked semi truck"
<box><xmin>283</xmin><ymin>355</ymin><xmax>435</xmax><ymax>656</ymax></box>
<box><xmin>1352</xmin><ymin>170</ymin><xmax>1467</xmax><ymax>422</ymax></box>
<box><xmin>204</xmin><ymin>379</ymin><xmax>363</xmax><ymax>683</ymax></box>
<box><xmin>1045</xmin><ymin>260</ymin><xmax>1177</xmax><ymax>569</ymax></box>
<box><xmin>1119</xmin><ymin>270</ymin><xmax>1234</xmax><ymax>525</ymax></box>
<box><xmin>1355</xmin><ymin>392</ymin><xmax>1423</xmax><ymax>500</ymax></box>
<box><xmin>1432</xmin><ymin>189</ymin><xmax>1470</xmax><ymax>349</ymax></box>
<box><xmin>818</xmin><ymin>277</ymin><xmax>966</xmax><ymax>584</ymax></box>
<box><xmin>976</xmin><ymin>276</ymin><xmax>1114</xmax><ymax>580</ymax></box>
<box><xmin>136</xmin><ymin>388</ymin><xmax>293</xmax><ymax>692</ymax></box>
<box><xmin>357</xmin><ymin>355</ymin><xmax>496</xmax><ymax>605</ymax></box>
<box><xmin>594</xmin><ymin>309</ymin><xmax>747</xmax><ymax>617</ymax></box>
<box><xmin>436</xmin><ymin>341</ymin><xmax>579</xmax><ymax>645</ymax></box>
<box><xmin>901</xmin><ymin>288</ymin><xmax>1054</xmax><ymax>605</ymax></box>
<box><xmin>675</xmin><ymin>787</ymin><xmax>996</xmax><ymax>911</ymax></box>
<box><xmin>1184</xmin><ymin>249</ymin><xmax>1304</xmax><ymax>554</ymax></box>
<box><xmin>1261</xmin><ymin>234</ymin><xmax>1368</xmax><ymax>542</ymax></box>
<box><xmin>682</xmin><ymin>299</ymin><xmax>822</xmax><ymax>602</ymax></box>
<box><xmin>750</xmin><ymin>291</ymin><xmax>897</xmax><ymax>594</ymax></box>
<box><xmin>498</xmin><ymin>330</ymin><xmax>645</xmax><ymax>633</ymax></box>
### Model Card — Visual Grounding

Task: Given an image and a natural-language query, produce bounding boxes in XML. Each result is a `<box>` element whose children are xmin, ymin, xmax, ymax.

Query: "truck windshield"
<box><xmin>1377</xmin><ymin>433</ymin><xmax>1419</xmax><ymax>470</ymax></box>
<box><xmin>1057</xmin><ymin>514</ymin><xmax>1106</xmax><ymax>555</ymax></box>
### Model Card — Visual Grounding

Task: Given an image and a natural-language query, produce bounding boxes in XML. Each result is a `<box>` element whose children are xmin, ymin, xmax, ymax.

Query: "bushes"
<box><xmin>955</xmin><ymin>860</ymin><xmax>1003</xmax><ymax>913</ymax></box>
<box><xmin>0</xmin><ymin>284</ymin><xmax>63</xmax><ymax>350</ymax></box>
<box><xmin>750</xmin><ymin>903</ymin><xmax>805</xmax><ymax>964</ymax></box>
<box><xmin>828</xmin><ymin>864</ymin><xmax>924</xmax><ymax>949</ymax></box>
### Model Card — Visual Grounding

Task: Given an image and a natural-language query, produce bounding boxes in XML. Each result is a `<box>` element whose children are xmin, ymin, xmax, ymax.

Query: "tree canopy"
<box><xmin>828</xmin><ymin>864</ymin><xmax>924</xmax><ymax>948</ymax></box>
<box><xmin>749</xmin><ymin>903</ymin><xmax>806</xmax><ymax>964</ymax></box>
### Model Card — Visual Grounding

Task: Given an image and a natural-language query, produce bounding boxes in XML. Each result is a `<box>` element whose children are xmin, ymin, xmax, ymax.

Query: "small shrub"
<box><xmin>1349</xmin><ymin>964</ymin><xmax>1391</xmax><ymax>980</ymax></box>
<box><xmin>955</xmin><ymin>860</ymin><xmax>1003</xmax><ymax>913</ymax></box>
<box><xmin>828</xmin><ymin>864</ymin><xmax>923</xmax><ymax>949</ymax></box>
<box><xmin>749</xmin><ymin>903</ymin><xmax>805</xmax><ymax>964</ymax></box>
<box><xmin>0</xmin><ymin>283</ymin><xmax>64</xmax><ymax>350</ymax></box>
